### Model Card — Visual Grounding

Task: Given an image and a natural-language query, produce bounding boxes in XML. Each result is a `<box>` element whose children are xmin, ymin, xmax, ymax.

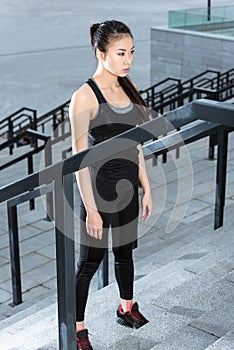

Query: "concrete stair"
<box><xmin>204</xmin><ymin>329</ymin><xmax>234</xmax><ymax>350</ymax></box>
<box><xmin>0</xmin><ymin>202</ymin><xmax>233</xmax><ymax>350</ymax></box>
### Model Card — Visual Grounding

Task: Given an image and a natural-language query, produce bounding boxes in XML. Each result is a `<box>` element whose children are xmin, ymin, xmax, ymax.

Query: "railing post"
<box><xmin>208</xmin><ymin>133</ymin><xmax>217</xmax><ymax>160</ymax></box>
<box><xmin>31</xmin><ymin>109</ymin><xmax>38</xmax><ymax>149</ymax></box>
<box><xmin>7</xmin><ymin>203</ymin><xmax>22</xmax><ymax>305</ymax></box>
<box><xmin>216</xmin><ymin>71</ymin><xmax>221</xmax><ymax>91</ymax></box>
<box><xmin>207</xmin><ymin>90</ymin><xmax>219</xmax><ymax>160</ymax></box>
<box><xmin>61</xmin><ymin>108</ymin><xmax>65</xmax><ymax>139</ymax></box>
<box><xmin>53</xmin><ymin>114</ymin><xmax>59</xmax><ymax>138</ymax></box>
<box><xmin>54</xmin><ymin>173</ymin><xmax>76</xmax><ymax>350</ymax></box>
<box><xmin>98</xmin><ymin>250</ymin><xmax>109</xmax><ymax>289</ymax></box>
<box><xmin>28</xmin><ymin>155</ymin><xmax>35</xmax><ymax>210</ymax></box>
<box><xmin>159</xmin><ymin>92</ymin><xmax>164</xmax><ymax>115</ymax></box>
<box><xmin>189</xmin><ymin>80</ymin><xmax>194</xmax><ymax>102</ymax></box>
<box><xmin>45</xmin><ymin>138</ymin><xmax>54</xmax><ymax>220</ymax></box>
<box><xmin>177</xmin><ymin>80</ymin><xmax>183</xmax><ymax>107</ymax></box>
<box><xmin>8</xmin><ymin>119</ymin><xmax>14</xmax><ymax>155</ymax></box>
<box><xmin>175</xmin><ymin>80</ymin><xmax>183</xmax><ymax>160</ymax></box>
<box><xmin>214</xmin><ymin>128</ymin><xmax>228</xmax><ymax>229</ymax></box>
<box><xmin>207</xmin><ymin>0</ymin><xmax>211</xmax><ymax>21</ymax></box>
<box><xmin>32</xmin><ymin>109</ymin><xmax>37</xmax><ymax>131</ymax></box>
<box><xmin>151</xmin><ymin>87</ymin><xmax>154</xmax><ymax>109</ymax></box>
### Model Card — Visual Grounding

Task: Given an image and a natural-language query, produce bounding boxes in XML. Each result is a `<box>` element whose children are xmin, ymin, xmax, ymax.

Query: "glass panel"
<box><xmin>169</xmin><ymin>6</ymin><xmax>234</xmax><ymax>37</ymax></box>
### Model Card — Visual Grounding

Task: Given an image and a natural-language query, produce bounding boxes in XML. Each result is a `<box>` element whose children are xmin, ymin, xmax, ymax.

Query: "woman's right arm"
<box><xmin>69</xmin><ymin>88</ymin><xmax>103</xmax><ymax>240</ymax></box>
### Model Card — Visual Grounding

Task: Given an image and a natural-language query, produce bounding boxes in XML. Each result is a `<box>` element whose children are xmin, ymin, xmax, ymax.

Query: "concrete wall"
<box><xmin>151</xmin><ymin>26</ymin><xmax>234</xmax><ymax>84</ymax></box>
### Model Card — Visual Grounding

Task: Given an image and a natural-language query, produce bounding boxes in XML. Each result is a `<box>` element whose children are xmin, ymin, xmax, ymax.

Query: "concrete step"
<box><xmin>0</xmin><ymin>251</ymin><xmax>205</xmax><ymax>348</ymax></box>
<box><xmin>204</xmin><ymin>328</ymin><xmax>234</xmax><ymax>350</ymax></box>
<box><xmin>0</xmin><ymin>287</ymin><xmax>54</xmax><ymax>322</ymax></box>
<box><xmin>149</xmin><ymin>326</ymin><xmax>218</xmax><ymax>350</ymax></box>
<box><xmin>0</xmin><ymin>292</ymin><xmax>56</xmax><ymax>331</ymax></box>
<box><xmin>0</xmin><ymin>266</ymin><xmax>189</xmax><ymax>349</ymax></box>
<box><xmin>190</xmin><ymin>297</ymin><xmax>234</xmax><ymax>339</ymax></box>
<box><xmin>154</xmin><ymin>275</ymin><xmax>234</xmax><ymax>326</ymax></box>
<box><xmin>104</xmin><ymin>208</ymin><xmax>218</xmax><ymax>286</ymax></box>
<box><xmin>0</xmin><ymin>230</ymin><xmax>233</xmax><ymax>349</ymax></box>
<box><xmin>0</xmin><ymin>302</ymin><xmax>58</xmax><ymax>350</ymax></box>
<box><xmin>135</xmin><ymin>217</ymin><xmax>234</xmax><ymax>279</ymax></box>
<box><xmin>0</xmin><ymin>200</ymin><xmax>233</xmax><ymax>349</ymax></box>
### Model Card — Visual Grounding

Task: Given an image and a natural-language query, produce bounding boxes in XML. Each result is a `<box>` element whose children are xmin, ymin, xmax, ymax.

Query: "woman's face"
<box><xmin>101</xmin><ymin>34</ymin><xmax>134</xmax><ymax>77</ymax></box>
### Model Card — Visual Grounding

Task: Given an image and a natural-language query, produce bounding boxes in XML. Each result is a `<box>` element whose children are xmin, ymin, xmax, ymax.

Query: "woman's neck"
<box><xmin>93</xmin><ymin>66</ymin><xmax>120</xmax><ymax>90</ymax></box>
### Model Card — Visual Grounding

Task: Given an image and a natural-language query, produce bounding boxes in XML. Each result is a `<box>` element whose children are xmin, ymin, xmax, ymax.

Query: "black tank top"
<box><xmin>86</xmin><ymin>78</ymin><xmax>142</xmax><ymax>192</ymax></box>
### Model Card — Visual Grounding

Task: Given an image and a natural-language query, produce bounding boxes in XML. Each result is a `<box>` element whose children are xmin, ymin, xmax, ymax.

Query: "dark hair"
<box><xmin>90</xmin><ymin>20</ymin><xmax>150</xmax><ymax>122</ymax></box>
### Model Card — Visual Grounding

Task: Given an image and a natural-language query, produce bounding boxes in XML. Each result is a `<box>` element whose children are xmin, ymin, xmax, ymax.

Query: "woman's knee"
<box><xmin>112</xmin><ymin>243</ymin><xmax>133</xmax><ymax>261</ymax></box>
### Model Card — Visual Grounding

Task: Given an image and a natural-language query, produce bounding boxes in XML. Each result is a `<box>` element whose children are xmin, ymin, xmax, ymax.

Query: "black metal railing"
<box><xmin>140</xmin><ymin>68</ymin><xmax>234</xmax><ymax>112</ymax></box>
<box><xmin>1</xmin><ymin>68</ymin><xmax>233</xmax><ymax>166</ymax></box>
<box><xmin>141</xmin><ymin>68</ymin><xmax>234</xmax><ymax>163</ymax></box>
<box><xmin>0</xmin><ymin>129</ymin><xmax>50</xmax><ymax>170</ymax></box>
<box><xmin>0</xmin><ymin>107</ymin><xmax>37</xmax><ymax>155</ymax></box>
<box><xmin>1</xmin><ymin>68</ymin><xmax>233</xmax><ymax>155</ymax></box>
<box><xmin>36</xmin><ymin>100</ymin><xmax>70</xmax><ymax>137</ymax></box>
<box><xmin>0</xmin><ymin>68</ymin><xmax>233</xmax><ymax>224</ymax></box>
<box><xmin>0</xmin><ymin>129</ymin><xmax>53</xmax><ymax>215</ymax></box>
<box><xmin>1</xmin><ymin>99</ymin><xmax>234</xmax><ymax>350</ymax></box>
<box><xmin>8</xmin><ymin>118</ymin><xmax>226</xmax><ymax>306</ymax></box>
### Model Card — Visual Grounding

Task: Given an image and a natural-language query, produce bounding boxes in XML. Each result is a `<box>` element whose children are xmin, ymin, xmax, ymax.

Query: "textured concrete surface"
<box><xmin>0</xmin><ymin>0</ymin><xmax>233</xmax><ymax>118</ymax></box>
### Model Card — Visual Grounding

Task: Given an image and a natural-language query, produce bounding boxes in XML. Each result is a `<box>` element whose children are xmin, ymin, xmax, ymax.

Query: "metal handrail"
<box><xmin>0</xmin><ymin>128</ymin><xmax>49</xmax><ymax>151</ymax></box>
<box><xmin>0</xmin><ymin>99</ymin><xmax>233</xmax><ymax>205</ymax></box>
<box><xmin>0</xmin><ymin>107</ymin><xmax>36</xmax><ymax>125</ymax></box>
<box><xmin>0</xmin><ymin>128</ymin><xmax>53</xmax><ymax>214</ymax></box>
<box><xmin>6</xmin><ymin>119</ymin><xmax>222</xmax><ymax>306</ymax></box>
<box><xmin>140</xmin><ymin>68</ymin><xmax>234</xmax><ymax>110</ymax></box>
<box><xmin>1</xmin><ymin>68</ymin><xmax>233</xmax><ymax>145</ymax></box>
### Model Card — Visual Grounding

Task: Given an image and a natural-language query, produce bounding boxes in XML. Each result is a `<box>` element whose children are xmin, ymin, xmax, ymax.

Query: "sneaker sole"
<box><xmin>116</xmin><ymin>317</ymin><xmax>149</xmax><ymax>329</ymax></box>
<box><xmin>116</xmin><ymin>317</ymin><xmax>134</xmax><ymax>328</ymax></box>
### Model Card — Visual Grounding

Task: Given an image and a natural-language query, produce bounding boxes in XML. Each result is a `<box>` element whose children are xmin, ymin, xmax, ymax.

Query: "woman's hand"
<box><xmin>141</xmin><ymin>190</ymin><xmax>153</xmax><ymax>221</ymax></box>
<box><xmin>86</xmin><ymin>208</ymin><xmax>103</xmax><ymax>240</ymax></box>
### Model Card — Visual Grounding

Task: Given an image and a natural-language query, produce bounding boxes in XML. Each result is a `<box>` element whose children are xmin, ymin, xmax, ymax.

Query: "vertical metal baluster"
<box><xmin>215</xmin><ymin>128</ymin><xmax>228</xmax><ymax>229</ymax></box>
<box><xmin>45</xmin><ymin>138</ymin><xmax>54</xmax><ymax>220</ymax></box>
<box><xmin>7</xmin><ymin>203</ymin><xmax>22</xmax><ymax>305</ymax></box>
<box><xmin>54</xmin><ymin>173</ymin><xmax>76</xmax><ymax>350</ymax></box>
<box><xmin>28</xmin><ymin>155</ymin><xmax>35</xmax><ymax>210</ymax></box>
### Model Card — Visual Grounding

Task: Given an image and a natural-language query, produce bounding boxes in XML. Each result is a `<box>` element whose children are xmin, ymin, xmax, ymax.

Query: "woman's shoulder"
<box><xmin>70</xmin><ymin>82</ymin><xmax>94</xmax><ymax>104</ymax></box>
<box><xmin>69</xmin><ymin>81</ymin><xmax>98</xmax><ymax>116</ymax></box>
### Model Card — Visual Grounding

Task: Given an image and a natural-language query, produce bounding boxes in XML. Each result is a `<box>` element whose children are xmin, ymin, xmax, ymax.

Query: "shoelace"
<box><xmin>77</xmin><ymin>336</ymin><xmax>92</xmax><ymax>349</ymax></box>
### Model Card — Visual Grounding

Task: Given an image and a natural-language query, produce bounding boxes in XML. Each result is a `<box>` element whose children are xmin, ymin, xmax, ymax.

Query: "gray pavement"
<box><xmin>0</xmin><ymin>0</ymin><xmax>233</xmax><ymax>117</ymax></box>
<box><xmin>0</xmin><ymin>0</ymin><xmax>234</xmax><ymax>349</ymax></box>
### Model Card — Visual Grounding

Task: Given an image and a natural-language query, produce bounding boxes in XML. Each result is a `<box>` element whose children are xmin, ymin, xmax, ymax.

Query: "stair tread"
<box><xmin>149</xmin><ymin>325</ymin><xmax>218</xmax><ymax>350</ymax></box>
<box><xmin>204</xmin><ymin>328</ymin><xmax>234</xmax><ymax>350</ymax></box>
<box><xmin>190</xmin><ymin>297</ymin><xmax>234</xmax><ymax>338</ymax></box>
<box><xmin>0</xmin><ymin>192</ymin><xmax>233</xmax><ymax>350</ymax></box>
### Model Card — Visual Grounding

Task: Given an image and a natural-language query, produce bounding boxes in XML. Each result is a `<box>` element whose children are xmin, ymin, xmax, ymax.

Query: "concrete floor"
<box><xmin>0</xmin><ymin>0</ymin><xmax>233</xmax><ymax>118</ymax></box>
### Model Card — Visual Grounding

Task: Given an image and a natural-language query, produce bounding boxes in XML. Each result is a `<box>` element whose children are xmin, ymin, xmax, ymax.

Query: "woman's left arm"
<box><xmin>137</xmin><ymin>144</ymin><xmax>153</xmax><ymax>221</ymax></box>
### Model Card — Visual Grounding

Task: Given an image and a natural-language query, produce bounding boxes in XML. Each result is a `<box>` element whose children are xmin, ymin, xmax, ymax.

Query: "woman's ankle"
<box><xmin>76</xmin><ymin>321</ymin><xmax>85</xmax><ymax>332</ymax></box>
<box><xmin>121</xmin><ymin>299</ymin><xmax>133</xmax><ymax>313</ymax></box>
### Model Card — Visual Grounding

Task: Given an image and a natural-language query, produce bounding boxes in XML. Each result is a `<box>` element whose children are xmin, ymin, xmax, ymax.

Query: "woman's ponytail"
<box><xmin>90</xmin><ymin>23</ymin><xmax>100</xmax><ymax>47</ymax></box>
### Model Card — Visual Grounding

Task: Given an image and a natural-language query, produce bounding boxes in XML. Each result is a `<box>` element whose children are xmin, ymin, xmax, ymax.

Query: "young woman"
<box><xmin>69</xmin><ymin>20</ymin><xmax>153</xmax><ymax>350</ymax></box>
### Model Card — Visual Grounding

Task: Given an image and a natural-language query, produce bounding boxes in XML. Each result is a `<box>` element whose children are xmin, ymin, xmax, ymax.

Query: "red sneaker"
<box><xmin>116</xmin><ymin>302</ymin><xmax>149</xmax><ymax>329</ymax></box>
<box><xmin>76</xmin><ymin>329</ymin><xmax>93</xmax><ymax>350</ymax></box>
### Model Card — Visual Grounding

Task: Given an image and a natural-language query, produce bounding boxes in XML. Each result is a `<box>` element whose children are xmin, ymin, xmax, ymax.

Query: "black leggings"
<box><xmin>76</xmin><ymin>185</ymin><xmax>139</xmax><ymax>322</ymax></box>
